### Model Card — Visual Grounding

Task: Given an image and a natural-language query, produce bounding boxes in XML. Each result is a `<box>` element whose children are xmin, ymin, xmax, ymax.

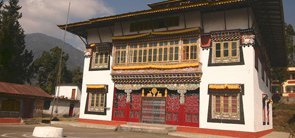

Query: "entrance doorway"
<box><xmin>141</xmin><ymin>97</ymin><xmax>166</xmax><ymax>124</ymax></box>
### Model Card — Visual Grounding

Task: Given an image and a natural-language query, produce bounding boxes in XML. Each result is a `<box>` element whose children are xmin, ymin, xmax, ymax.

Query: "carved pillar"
<box><xmin>177</xmin><ymin>90</ymin><xmax>187</xmax><ymax>104</ymax></box>
<box><xmin>125</xmin><ymin>89</ymin><xmax>132</xmax><ymax>103</ymax></box>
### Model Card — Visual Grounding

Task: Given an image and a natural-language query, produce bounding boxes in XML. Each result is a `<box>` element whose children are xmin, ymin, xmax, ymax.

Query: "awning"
<box><xmin>86</xmin><ymin>85</ymin><xmax>107</xmax><ymax>93</ymax></box>
<box><xmin>208</xmin><ymin>84</ymin><xmax>243</xmax><ymax>94</ymax></box>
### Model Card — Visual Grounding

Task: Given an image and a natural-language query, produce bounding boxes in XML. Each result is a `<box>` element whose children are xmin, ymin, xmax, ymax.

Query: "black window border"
<box><xmin>84</xmin><ymin>85</ymin><xmax>108</xmax><ymax>115</ymax></box>
<box><xmin>207</xmin><ymin>84</ymin><xmax>245</xmax><ymax>124</ymax></box>
<box><xmin>208</xmin><ymin>45</ymin><xmax>245</xmax><ymax>66</ymax></box>
<box><xmin>88</xmin><ymin>43</ymin><xmax>112</xmax><ymax>71</ymax></box>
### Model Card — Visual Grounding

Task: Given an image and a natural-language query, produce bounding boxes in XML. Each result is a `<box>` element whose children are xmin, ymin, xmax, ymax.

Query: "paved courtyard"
<box><xmin>0</xmin><ymin>124</ymin><xmax>182</xmax><ymax>138</ymax></box>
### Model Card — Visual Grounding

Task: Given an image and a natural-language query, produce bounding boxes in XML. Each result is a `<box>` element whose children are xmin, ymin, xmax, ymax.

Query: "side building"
<box><xmin>59</xmin><ymin>0</ymin><xmax>286</xmax><ymax>136</ymax></box>
<box><xmin>0</xmin><ymin>82</ymin><xmax>51</xmax><ymax>123</ymax></box>
<box><xmin>43</xmin><ymin>85</ymin><xmax>81</xmax><ymax>117</ymax></box>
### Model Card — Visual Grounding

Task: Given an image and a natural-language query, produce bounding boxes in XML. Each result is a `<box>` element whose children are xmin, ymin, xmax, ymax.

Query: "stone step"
<box><xmin>119</xmin><ymin>122</ymin><xmax>176</xmax><ymax>134</ymax></box>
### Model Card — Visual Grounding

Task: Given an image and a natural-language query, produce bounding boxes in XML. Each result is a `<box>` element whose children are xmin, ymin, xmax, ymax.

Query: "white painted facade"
<box><xmin>77</xmin><ymin>7</ymin><xmax>273</xmax><ymax>133</ymax></box>
<box><xmin>55</xmin><ymin>85</ymin><xmax>81</xmax><ymax>100</ymax></box>
<box><xmin>79</xmin><ymin>57</ymin><xmax>114</xmax><ymax>120</ymax></box>
<box><xmin>43</xmin><ymin>85</ymin><xmax>81</xmax><ymax>117</ymax></box>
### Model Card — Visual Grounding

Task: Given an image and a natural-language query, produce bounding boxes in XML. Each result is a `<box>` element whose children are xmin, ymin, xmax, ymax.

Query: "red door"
<box><xmin>166</xmin><ymin>91</ymin><xmax>180</xmax><ymax>125</ymax></box>
<box><xmin>183</xmin><ymin>91</ymin><xmax>199</xmax><ymax>127</ymax></box>
<box><xmin>112</xmin><ymin>89</ymin><xmax>127</xmax><ymax>121</ymax></box>
<box><xmin>129</xmin><ymin>91</ymin><xmax>141</xmax><ymax>122</ymax></box>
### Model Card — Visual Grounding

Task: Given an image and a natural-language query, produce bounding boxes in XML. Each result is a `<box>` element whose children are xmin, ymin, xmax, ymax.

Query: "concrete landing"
<box><xmin>32</xmin><ymin>126</ymin><xmax>63</xmax><ymax>138</ymax></box>
<box><xmin>118</xmin><ymin>122</ymin><xmax>177</xmax><ymax>134</ymax></box>
<box><xmin>51</xmin><ymin>121</ymin><xmax>118</xmax><ymax>130</ymax></box>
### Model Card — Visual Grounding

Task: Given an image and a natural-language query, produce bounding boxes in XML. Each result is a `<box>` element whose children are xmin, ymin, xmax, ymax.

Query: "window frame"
<box><xmin>113</xmin><ymin>38</ymin><xmax>199</xmax><ymax>65</ymax></box>
<box><xmin>84</xmin><ymin>85</ymin><xmax>108</xmax><ymax>115</ymax></box>
<box><xmin>208</xmin><ymin>40</ymin><xmax>244</xmax><ymax>66</ymax></box>
<box><xmin>207</xmin><ymin>84</ymin><xmax>245</xmax><ymax>124</ymax></box>
<box><xmin>182</xmin><ymin>38</ymin><xmax>198</xmax><ymax>61</ymax></box>
<box><xmin>212</xmin><ymin>94</ymin><xmax>240</xmax><ymax>120</ymax></box>
<box><xmin>89</xmin><ymin>46</ymin><xmax>111</xmax><ymax>71</ymax></box>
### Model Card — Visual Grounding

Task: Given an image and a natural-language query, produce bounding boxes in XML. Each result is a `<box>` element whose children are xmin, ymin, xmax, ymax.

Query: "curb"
<box><xmin>50</xmin><ymin>121</ymin><xmax>118</xmax><ymax>131</ymax></box>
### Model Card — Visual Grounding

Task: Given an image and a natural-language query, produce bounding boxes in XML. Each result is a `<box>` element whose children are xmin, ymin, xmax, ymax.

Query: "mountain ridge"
<box><xmin>25</xmin><ymin>33</ymin><xmax>84</xmax><ymax>70</ymax></box>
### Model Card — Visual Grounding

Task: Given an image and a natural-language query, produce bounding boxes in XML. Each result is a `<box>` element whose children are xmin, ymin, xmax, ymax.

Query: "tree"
<box><xmin>271</xmin><ymin>24</ymin><xmax>295</xmax><ymax>83</ymax></box>
<box><xmin>71</xmin><ymin>67</ymin><xmax>83</xmax><ymax>87</ymax></box>
<box><xmin>285</xmin><ymin>24</ymin><xmax>295</xmax><ymax>66</ymax></box>
<box><xmin>32</xmin><ymin>47</ymin><xmax>71</xmax><ymax>94</ymax></box>
<box><xmin>0</xmin><ymin>0</ymin><xmax>33</xmax><ymax>84</ymax></box>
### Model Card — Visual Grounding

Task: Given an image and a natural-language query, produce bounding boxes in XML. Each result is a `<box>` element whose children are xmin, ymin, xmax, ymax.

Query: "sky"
<box><xmin>16</xmin><ymin>0</ymin><xmax>295</xmax><ymax>51</ymax></box>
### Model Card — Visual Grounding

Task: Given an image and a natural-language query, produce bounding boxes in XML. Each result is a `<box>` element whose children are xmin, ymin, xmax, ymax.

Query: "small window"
<box><xmin>210</xmin><ymin>40</ymin><xmax>242</xmax><ymax>65</ymax></box>
<box><xmin>255</xmin><ymin>48</ymin><xmax>259</xmax><ymax>70</ymax></box>
<box><xmin>85</xmin><ymin>85</ymin><xmax>107</xmax><ymax>115</ymax></box>
<box><xmin>90</xmin><ymin>47</ymin><xmax>110</xmax><ymax>70</ymax></box>
<box><xmin>208</xmin><ymin>84</ymin><xmax>244</xmax><ymax>124</ymax></box>
<box><xmin>212</xmin><ymin>94</ymin><xmax>240</xmax><ymax>120</ymax></box>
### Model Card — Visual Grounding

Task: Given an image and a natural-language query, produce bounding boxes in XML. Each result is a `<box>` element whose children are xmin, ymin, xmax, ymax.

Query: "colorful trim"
<box><xmin>112</xmin><ymin>28</ymin><xmax>200</xmax><ymax>41</ymax></box>
<box><xmin>208</xmin><ymin>84</ymin><xmax>240</xmax><ymax>90</ymax></box>
<box><xmin>207</xmin><ymin>46</ymin><xmax>245</xmax><ymax>66</ymax></box>
<box><xmin>207</xmin><ymin>84</ymin><xmax>245</xmax><ymax>124</ymax></box>
<box><xmin>0</xmin><ymin>118</ymin><xmax>21</xmax><ymax>124</ymax></box>
<box><xmin>86</xmin><ymin>85</ymin><xmax>106</xmax><ymax>89</ymax></box>
<box><xmin>112</xmin><ymin>62</ymin><xmax>199</xmax><ymax>70</ymax></box>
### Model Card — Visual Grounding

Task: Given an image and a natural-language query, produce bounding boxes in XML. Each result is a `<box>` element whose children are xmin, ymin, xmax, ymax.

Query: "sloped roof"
<box><xmin>0</xmin><ymin>82</ymin><xmax>51</xmax><ymax>98</ymax></box>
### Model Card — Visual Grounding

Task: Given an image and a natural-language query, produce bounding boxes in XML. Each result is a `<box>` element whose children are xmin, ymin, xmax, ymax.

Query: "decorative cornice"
<box><xmin>112</xmin><ymin>62</ymin><xmax>199</xmax><ymax>70</ymax></box>
<box><xmin>112</xmin><ymin>27</ymin><xmax>200</xmax><ymax>41</ymax></box>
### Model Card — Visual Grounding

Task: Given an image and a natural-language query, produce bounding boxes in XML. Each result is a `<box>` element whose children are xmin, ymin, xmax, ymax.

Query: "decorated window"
<box><xmin>114</xmin><ymin>38</ymin><xmax>198</xmax><ymax>65</ymax></box>
<box><xmin>85</xmin><ymin>85</ymin><xmax>107</xmax><ymax>115</ymax></box>
<box><xmin>212</xmin><ymin>41</ymin><xmax>240</xmax><ymax>64</ymax></box>
<box><xmin>207</xmin><ymin>84</ymin><xmax>244</xmax><ymax>124</ymax></box>
<box><xmin>90</xmin><ymin>45</ymin><xmax>111</xmax><ymax>70</ymax></box>
<box><xmin>212</xmin><ymin>94</ymin><xmax>239</xmax><ymax>120</ymax></box>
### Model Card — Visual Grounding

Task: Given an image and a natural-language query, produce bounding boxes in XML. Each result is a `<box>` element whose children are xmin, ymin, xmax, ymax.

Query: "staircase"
<box><xmin>118</xmin><ymin>122</ymin><xmax>177</xmax><ymax>134</ymax></box>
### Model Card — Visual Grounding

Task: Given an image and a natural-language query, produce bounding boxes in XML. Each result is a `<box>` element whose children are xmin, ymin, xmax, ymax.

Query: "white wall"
<box><xmin>43</xmin><ymin>101</ymin><xmax>80</xmax><ymax>117</ymax></box>
<box><xmin>253</xmin><ymin>59</ymin><xmax>273</xmax><ymax>131</ymax></box>
<box><xmin>203</xmin><ymin>8</ymin><xmax>251</xmax><ymax>33</ymax></box>
<box><xmin>55</xmin><ymin>86</ymin><xmax>81</xmax><ymax>100</ymax></box>
<box><xmin>79</xmin><ymin>56</ymin><xmax>114</xmax><ymax>121</ymax></box>
<box><xmin>199</xmin><ymin>46</ymin><xmax>256</xmax><ymax>132</ymax></box>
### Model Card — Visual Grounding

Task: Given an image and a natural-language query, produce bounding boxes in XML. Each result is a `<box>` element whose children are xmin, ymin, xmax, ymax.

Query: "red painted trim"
<box><xmin>177</xmin><ymin>126</ymin><xmax>272</xmax><ymax>138</ymax></box>
<box><xmin>78</xmin><ymin>118</ymin><xmax>126</xmax><ymax>126</ymax></box>
<box><xmin>125</xmin><ymin>102</ymin><xmax>130</xmax><ymax>121</ymax></box>
<box><xmin>0</xmin><ymin>118</ymin><xmax>21</xmax><ymax>124</ymax></box>
<box><xmin>288</xmin><ymin>93</ymin><xmax>295</xmax><ymax>97</ymax></box>
<box><xmin>178</xmin><ymin>104</ymin><xmax>185</xmax><ymax>125</ymax></box>
<box><xmin>287</xmin><ymin>80</ymin><xmax>295</xmax><ymax>84</ymax></box>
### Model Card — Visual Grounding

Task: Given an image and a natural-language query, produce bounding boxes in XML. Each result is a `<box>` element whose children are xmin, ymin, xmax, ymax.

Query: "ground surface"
<box><xmin>273</xmin><ymin>103</ymin><xmax>295</xmax><ymax>132</ymax></box>
<box><xmin>0</xmin><ymin>124</ymin><xmax>182</xmax><ymax>138</ymax></box>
